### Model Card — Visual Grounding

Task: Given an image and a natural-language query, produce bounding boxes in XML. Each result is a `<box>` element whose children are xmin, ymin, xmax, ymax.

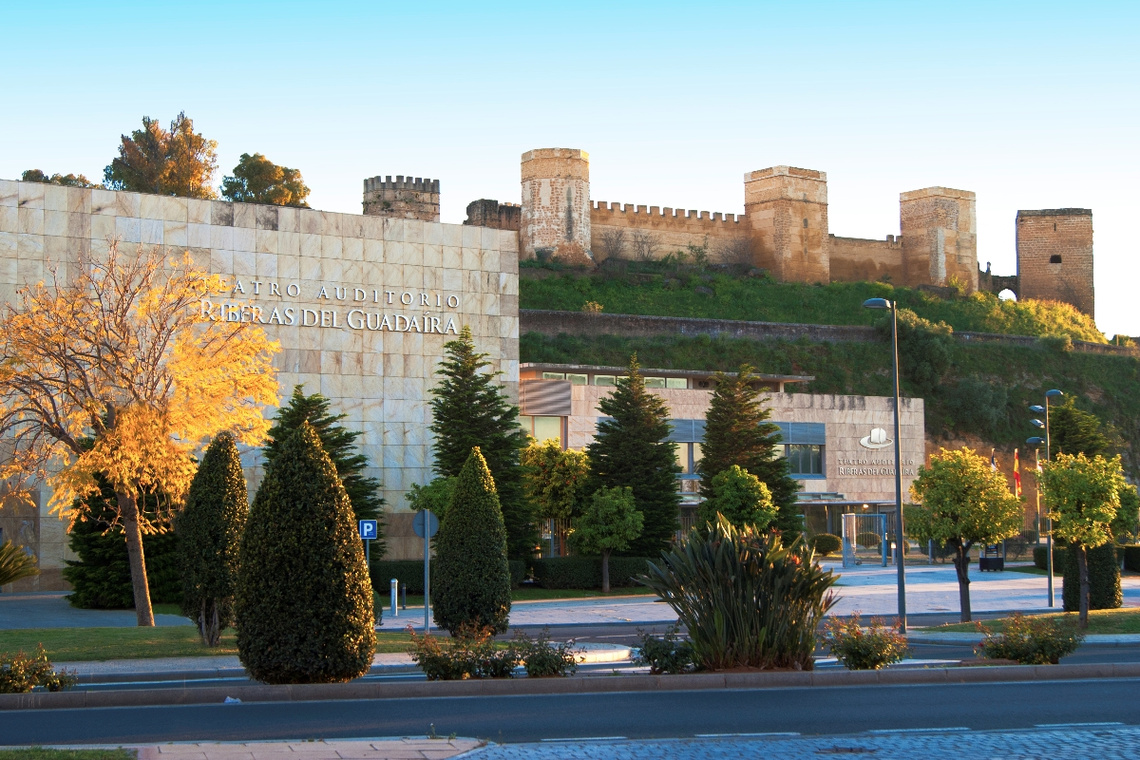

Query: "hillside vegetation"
<box><xmin>518</xmin><ymin>264</ymin><xmax>1137</xmax><ymax>477</ymax></box>
<box><xmin>519</xmin><ymin>262</ymin><xmax>1106</xmax><ymax>343</ymax></box>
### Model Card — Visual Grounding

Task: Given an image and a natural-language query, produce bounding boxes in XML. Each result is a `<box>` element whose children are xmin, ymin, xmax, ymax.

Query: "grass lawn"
<box><xmin>0</xmin><ymin>627</ymin><xmax>417</xmax><ymax>662</ymax></box>
<box><xmin>927</xmin><ymin>607</ymin><xmax>1140</xmax><ymax>635</ymax></box>
<box><xmin>0</xmin><ymin>751</ymin><xmax>134</xmax><ymax>760</ymax></box>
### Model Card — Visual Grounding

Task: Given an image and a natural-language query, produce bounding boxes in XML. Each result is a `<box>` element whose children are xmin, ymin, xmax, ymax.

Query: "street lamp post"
<box><xmin>1029</xmin><ymin>388</ymin><xmax>1064</xmax><ymax>608</ymax></box>
<box><xmin>863</xmin><ymin>297</ymin><xmax>907</xmax><ymax>633</ymax></box>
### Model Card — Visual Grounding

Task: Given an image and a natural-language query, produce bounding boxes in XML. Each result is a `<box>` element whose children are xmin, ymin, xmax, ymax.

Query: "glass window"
<box><xmin>644</xmin><ymin>377</ymin><xmax>666</xmax><ymax>389</ymax></box>
<box><xmin>691</xmin><ymin>442</ymin><xmax>702</xmax><ymax>471</ymax></box>
<box><xmin>567</xmin><ymin>373</ymin><xmax>588</xmax><ymax>385</ymax></box>
<box><xmin>593</xmin><ymin>375</ymin><xmax>617</xmax><ymax>386</ymax></box>
<box><xmin>785</xmin><ymin>444</ymin><xmax>824</xmax><ymax>476</ymax></box>
<box><xmin>533</xmin><ymin>416</ymin><xmax>563</xmax><ymax>445</ymax></box>
<box><xmin>666</xmin><ymin>377</ymin><xmax>688</xmax><ymax>389</ymax></box>
<box><xmin>674</xmin><ymin>442</ymin><xmax>690</xmax><ymax>474</ymax></box>
<box><xmin>542</xmin><ymin>372</ymin><xmax>566</xmax><ymax>380</ymax></box>
<box><xmin>519</xmin><ymin>415</ymin><xmax>532</xmax><ymax>434</ymax></box>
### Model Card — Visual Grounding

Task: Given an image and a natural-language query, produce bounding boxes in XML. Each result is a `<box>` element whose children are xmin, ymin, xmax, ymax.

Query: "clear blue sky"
<box><xmin>5</xmin><ymin>1</ymin><xmax>1137</xmax><ymax>336</ymax></box>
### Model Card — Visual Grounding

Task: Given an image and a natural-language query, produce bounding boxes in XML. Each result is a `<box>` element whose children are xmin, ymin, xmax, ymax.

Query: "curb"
<box><xmin>6</xmin><ymin>662</ymin><xmax>1140</xmax><ymax>711</ymax></box>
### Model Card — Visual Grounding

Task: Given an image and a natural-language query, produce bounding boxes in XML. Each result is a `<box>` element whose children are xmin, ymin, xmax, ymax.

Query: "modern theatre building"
<box><xmin>0</xmin><ymin>155</ymin><xmax>928</xmax><ymax>591</ymax></box>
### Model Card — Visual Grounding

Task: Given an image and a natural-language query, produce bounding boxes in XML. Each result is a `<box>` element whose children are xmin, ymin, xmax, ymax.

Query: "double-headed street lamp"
<box><xmin>1027</xmin><ymin>388</ymin><xmax>1064</xmax><ymax>607</ymax></box>
<box><xmin>862</xmin><ymin>297</ymin><xmax>906</xmax><ymax>633</ymax></box>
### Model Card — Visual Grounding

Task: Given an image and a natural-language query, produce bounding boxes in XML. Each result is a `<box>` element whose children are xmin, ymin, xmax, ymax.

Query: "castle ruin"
<box><xmin>363</xmin><ymin>149</ymin><xmax>1094</xmax><ymax>317</ymax></box>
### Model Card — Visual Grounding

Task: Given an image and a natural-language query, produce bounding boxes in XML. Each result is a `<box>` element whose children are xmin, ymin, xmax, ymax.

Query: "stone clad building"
<box><xmin>0</xmin><ymin>147</ymin><xmax>1093</xmax><ymax>589</ymax></box>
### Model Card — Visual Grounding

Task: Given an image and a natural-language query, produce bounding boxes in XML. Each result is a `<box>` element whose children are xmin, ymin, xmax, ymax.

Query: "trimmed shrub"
<box><xmin>1062</xmin><ymin>543</ymin><xmax>1122</xmax><ymax>612</ymax></box>
<box><xmin>1123</xmin><ymin>545</ymin><xmax>1140</xmax><ymax>572</ymax></box>
<box><xmin>823</xmin><ymin>614</ymin><xmax>908</xmax><ymax>670</ymax></box>
<box><xmin>176</xmin><ymin>432</ymin><xmax>247</xmax><ymax>646</ymax></box>
<box><xmin>1033</xmin><ymin>544</ymin><xmax>1066</xmax><ymax>573</ymax></box>
<box><xmin>63</xmin><ymin>482</ymin><xmax>181</xmax><ymax>609</ymax></box>
<box><xmin>977</xmin><ymin>612</ymin><xmax>1083</xmax><ymax>664</ymax></box>
<box><xmin>531</xmin><ymin>556</ymin><xmax>655</xmax><ymax>589</ymax></box>
<box><xmin>855</xmin><ymin>532</ymin><xmax>882</xmax><ymax>550</ymax></box>
<box><xmin>432</xmin><ymin>447</ymin><xmax>512</xmax><ymax>635</ymax></box>
<box><xmin>236</xmin><ymin>421</ymin><xmax>375</xmax><ymax>684</ymax></box>
<box><xmin>640</xmin><ymin>515</ymin><xmax>838</xmax><ymax>671</ymax></box>
<box><xmin>633</xmin><ymin>624</ymin><xmax>694</xmax><ymax>674</ymax></box>
<box><xmin>0</xmin><ymin>645</ymin><xmax>77</xmax><ymax>693</ymax></box>
<box><xmin>809</xmin><ymin>534</ymin><xmax>841</xmax><ymax>557</ymax></box>
<box><xmin>513</xmin><ymin>628</ymin><xmax>579</xmax><ymax>677</ymax></box>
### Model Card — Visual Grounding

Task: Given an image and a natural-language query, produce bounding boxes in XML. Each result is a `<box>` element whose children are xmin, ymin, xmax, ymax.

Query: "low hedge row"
<box><xmin>370</xmin><ymin>559</ymin><xmax>527</xmax><ymax>594</ymax></box>
<box><xmin>530</xmin><ymin>556</ymin><xmax>656</xmax><ymax>590</ymax></box>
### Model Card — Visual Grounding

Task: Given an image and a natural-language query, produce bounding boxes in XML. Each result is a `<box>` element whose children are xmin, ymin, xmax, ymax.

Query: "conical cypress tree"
<box><xmin>175</xmin><ymin>432</ymin><xmax>247</xmax><ymax>646</ymax></box>
<box><xmin>432</xmin><ymin>447</ymin><xmax>512</xmax><ymax>635</ymax></box>
<box><xmin>236</xmin><ymin>421</ymin><xmax>375</xmax><ymax>683</ymax></box>
<box><xmin>264</xmin><ymin>386</ymin><xmax>386</xmax><ymax>554</ymax></box>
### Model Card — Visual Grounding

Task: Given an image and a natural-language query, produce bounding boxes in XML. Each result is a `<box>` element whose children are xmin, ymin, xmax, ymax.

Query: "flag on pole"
<box><xmin>1013</xmin><ymin>448</ymin><xmax>1021</xmax><ymax>498</ymax></box>
<box><xmin>991</xmin><ymin>448</ymin><xmax>997</xmax><ymax>472</ymax></box>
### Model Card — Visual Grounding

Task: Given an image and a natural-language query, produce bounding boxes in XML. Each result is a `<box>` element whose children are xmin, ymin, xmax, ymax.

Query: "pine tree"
<box><xmin>429</xmin><ymin>326</ymin><xmax>533</xmax><ymax>559</ymax></box>
<box><xmin>699</xmin><ymin>365</ymin><xmax>802</xmax><ymax>535</ymax></box>
<box><xmin>63</xmin><ymin>481</ymin><xmax>181</xmax><ymax>609</ymax></box>
<box><xmin>432</xmin><ymin>447</ymin><xmax>512</xmax><ymax>635</ymax></box>
<box><xmin>175</xmin><ymin>432</ymin><xmax>247</xmax><ymax>646</ymax></box>
<box><xmin>236</xmin><ymin>421</ymin><xmax>375</xmax><ymax>684</ymax></box>
<box><xmin>264</xmin><ymin>386</ymin><xmax>385</xmax><ymax>554</ymax></box>
<box><xmin>586</xmin><ymin>355</ymin><xmax>681</xmax><ymax>556</ymax></box>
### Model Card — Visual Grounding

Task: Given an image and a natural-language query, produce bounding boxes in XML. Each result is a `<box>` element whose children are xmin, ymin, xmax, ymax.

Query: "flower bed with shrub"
<box><xmin>822</xmin><ymin>614</ymin><xmax>908</xmax><ymax>670</ymax></box>
<box><xmin>976</xmin><ymin>612</ymin><xmax>1083</xmax><ymax>664</ymax></box>
<box><xmin>0</xmin><ymin>645</ymin><xmax>77</xmax><ymax>693</ymax></box>
<box><xmin>406</xmin><ymin>625</ymin><xmax>579</xmax><ymax>680</ymax></box>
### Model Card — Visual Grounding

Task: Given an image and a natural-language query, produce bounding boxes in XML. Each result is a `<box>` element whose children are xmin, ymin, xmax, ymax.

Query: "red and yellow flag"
<box><xmin>1013</xmin><ymin>448</ymin><xmax>1021</xmax><ymax>498</ymax></box>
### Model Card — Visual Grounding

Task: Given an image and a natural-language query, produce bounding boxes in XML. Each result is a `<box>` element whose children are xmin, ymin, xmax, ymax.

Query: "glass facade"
<box><xmin>518</xmin><ymin>415</ymin><xmax>565</xmax><ymax>446</ymax></box>
<box><xmin>785</xmin><ymin>443</ymin><xmax>824</xmax><ymax>476</ymax></box>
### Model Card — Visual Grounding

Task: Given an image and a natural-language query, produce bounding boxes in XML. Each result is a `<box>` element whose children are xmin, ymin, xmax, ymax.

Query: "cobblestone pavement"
<box><xmin>461</xmin><ymin>726</ymin><xmax>1140</xmax><ymax>759</ymax></box>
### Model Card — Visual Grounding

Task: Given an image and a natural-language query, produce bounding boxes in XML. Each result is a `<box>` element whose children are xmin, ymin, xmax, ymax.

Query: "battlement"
<box><xmin>363</xmin><ymin>175</ymin><xmax>440</xmax><ymax>193</ymax></box>
<box><xmin>1017</xmin><ymin>208</ymin><xmax>1092</xmax><ymax>217</ymax></box>
<box><xmin>744</xmin><ymin>166</ymin><xmax>827</xmax><ymax>182</ymax></box>
<box><xmin>900</xmin><ymin>186</ymin><xmax>975</xmax><ymax>203</ymax></box>
<box><xmin>591</xmin><ymin>201</ymin><xmax>743</xmax><ymax>227</ymax></box>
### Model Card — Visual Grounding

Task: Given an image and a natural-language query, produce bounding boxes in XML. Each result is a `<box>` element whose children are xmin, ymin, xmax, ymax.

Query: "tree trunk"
<box><xmin>953</xmin><ymin>542</ymin><xmax>972</xmax><ymax>623</ymax></box>
<box><xmin>202</xmin><ymin>598</ymin><xmax>221</xmax><ymax>647</ymax></box>
<box><xmin>117</xmin><ymin>490</ymin><xmax>155</xmax><ymax>627</ymax></box>
<box><xmin>601</xmin><ymin>549</ymin><xmax>611</xmax><ymax>594</ymax></box>
<box><xmin>1077</xmin><ymin>543</ymin><xmax>1090</xmax><ymax>629</ymax></box>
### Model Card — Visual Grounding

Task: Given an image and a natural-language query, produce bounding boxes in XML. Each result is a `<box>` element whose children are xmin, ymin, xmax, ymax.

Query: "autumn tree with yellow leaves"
<box><xmin>0</xmin><ymin>242</ymin><xmax>279</xmax><ymax>626</ymax></box>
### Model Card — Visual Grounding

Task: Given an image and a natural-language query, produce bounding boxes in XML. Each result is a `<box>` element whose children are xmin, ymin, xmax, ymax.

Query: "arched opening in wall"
<box><xmin>998</xmin><ymin>289</ymin><xmax>1018</xmax><ymax>302</ymax></box>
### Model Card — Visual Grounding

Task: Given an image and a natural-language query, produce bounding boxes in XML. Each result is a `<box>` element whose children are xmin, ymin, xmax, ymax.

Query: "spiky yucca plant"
<box><xmin>640</xmin><ymin>514</ymin><xmax>838</xmax><ymax>671</ymax></box>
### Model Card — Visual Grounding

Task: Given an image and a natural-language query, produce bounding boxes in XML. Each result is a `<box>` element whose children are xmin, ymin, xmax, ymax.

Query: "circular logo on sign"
<box><xmin>859</xmin><ymin>427</ymin><xmax>893</xmax><ymax>449</ymax></box>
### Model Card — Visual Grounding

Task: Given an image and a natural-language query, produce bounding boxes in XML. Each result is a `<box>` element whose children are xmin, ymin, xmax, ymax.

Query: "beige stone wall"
<box><xmin>362</xmin><ymin>176</ymin><xmax>440</xmax><ymax>222</ymax></box>
<box><xmin>0</xmin><ymin>179</ymin><xmax>519</xmax><ymax>578</ymax></box>
<box><xmin>899</xmin><ymin>187</ymin><xmax>978</xmax><ymax>292</ymax></box>
<box><xmin>589</xmin><ymin>202</ymin><xmax>749</xmax><ymax>264</ymax></box>
<box><xmin>828</xmin><ymin>235</ymin><xmax>904</xmax><ymax>285</ymax></box>
<box><xmin>744</xmin><ymin>167</ymin><xmax>830</xmax><ymax>284</ymax></box>
<box><xmin>566</xmin><ymin>386</ymin><xmax>925</xmax><ymax>505</ymax></box>
<box><xmin>1016</xmin><ymin>209</ymin><xmax>1094</xmax><ymax>317</ymax></box>
<box><xmin>519</xmin><ymin>148</ymin><xmax>591</xmax><ymax>263</ymax></box>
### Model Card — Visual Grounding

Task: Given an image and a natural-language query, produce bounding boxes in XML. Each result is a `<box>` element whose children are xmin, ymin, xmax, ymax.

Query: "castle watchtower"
<box><xmin>1016</xmin><ymin>209</ymin><xmax>1094</xmax><ymax>317</ymax></box>
<box><xmin>520</xmin><ymin>148</ymin><xmax>592</xmax><ymax>264</ymax></box>
<box><xmin>899</xmin><ymin>187</ymin><xmax>977</xmax><ymax>292</ymax></box>
<box><xmin>743</xmin><ymin>166</ymin><xmax>829</xmax><ymax>284</ymax></box>
<box><xmin>362</xmin><ymin>175</ymin><xmax>440</xmax><ymax>222</ymax></box>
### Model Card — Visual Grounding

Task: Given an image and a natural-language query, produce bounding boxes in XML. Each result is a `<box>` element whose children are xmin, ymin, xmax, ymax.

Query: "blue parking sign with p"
<box><xmin>358</xmin><ymin>520</ymin><xmax>378</xmax><ymax>540</ymax></box>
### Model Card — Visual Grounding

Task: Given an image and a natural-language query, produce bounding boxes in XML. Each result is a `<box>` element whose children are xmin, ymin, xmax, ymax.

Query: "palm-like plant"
<box><xmin>0</xmin><ymin>540</ymin><xmax>39</xmax><ymax>587</ymax></box>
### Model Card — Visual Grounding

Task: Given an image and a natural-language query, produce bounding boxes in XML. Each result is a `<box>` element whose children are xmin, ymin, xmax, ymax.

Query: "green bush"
<box><xmin>63</xmin><ymin>481</ymin><xmax>181</xmax><ymax>609</ymax></box>
<box><xmin>512</xmin><ymin>628</ymin><xmax>579</xmax><ymax>677</ymax></box>
<box><xmin>1123</xmin><ymin>545</ymin><xmax>1140</xmax><ymax>572</ymax></box>
<box><xmin>1062</xmin><ymin>543</ymin><xmax>1122</xmax><ymax>612</ymax></box>
<box><xmin>855</xmin><ymin>532</ymin><xmax>882</xmax><ymax>549</ymax></box>
<box><xmin>1033</xmin><ymin>545</ymin><xmax>1067</xmax><ymax>572</ymax></box>
<box><xmin>945</xmin><ymin>377</ymin><xmax>1008</xmax><ymax>438</ymax></box>
<box><xmin>0</xmin><ymin>540</ymin><xmax>39</xmax><ymax>587</ymax></box>
<box><xmin>236</xmin><ymin>422</ymin><xmax>376</xmax><ymax>684</ymax></box>
<box><xmin>432</xmin><ymin>448</ymin><xmax>513</xmax><ymax>635</ymax></box>
<box><xmin>176</xmin><ymin>432</ymin><xmax>247</xmax><ymax>647</ymax></box>
<box><xmin>822</xmin><ymin>614</ymin><xmax>908</xmax><ymax>670</ymax></box>
<box><xmin>531</xmin><ymin>556</ymin><xmax>654</xmax><ymax>589</ymax></box>
<box><xmin>633</xmin><ymin>624</ymin><xmax>694</xmax><ymax>674</ymax></box>
<box><xmin>0</xmin><ymin>645</ymin><xmax>77</xmax><ymax>693</ymax></box>
<box><xmin>977</xmin><ymin>612</ymin><xmax>1083</xmax><ymax>664</ymax></box>
<box><xmin>809</xmin><ymin>534</ymin><xmax>841</xmax><ymax>557</ymax></box>
<box><xmin>408</xmin><ymin>624</ymin><xmax>519</xmax><ymax>680</ymax></box>
<box><xmin>370</xmin><ymin>559</ymin><xmax>525</xmax><ymax>596</ymax></box>
<box><xmin>640</xmin><ymin>515</ymin><xmax>838</xmax><ymax>671</ymax></box>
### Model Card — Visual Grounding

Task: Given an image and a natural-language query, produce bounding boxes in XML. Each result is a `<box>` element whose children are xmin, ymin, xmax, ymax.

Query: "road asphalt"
<box><xmin>3</xmin><ymin>560</ymin><xmax>1140</xmax><ymax>758</ymax></box>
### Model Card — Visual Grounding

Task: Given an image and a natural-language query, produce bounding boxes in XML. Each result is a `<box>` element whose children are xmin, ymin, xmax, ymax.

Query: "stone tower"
<box><xmin>899</xmin><ymin>187</ymin><xmax>977</xmax><ymax>292</ymax></box>
<box><xmin>362</xmin><ymin>175</ymin><xmax>440</xmax><ymax>222</ymax></box>
<box><xmin>743</xmin><ymin>166</ymin><xmax>830</xmax><ymax>284</ymax></box>
<box><xmin>520</xmin><ymin>148</ymin><xmax>592</xmax><ymax>264</ymax></box>
<box><xmin>1016</xmin><ymin>209</ymin><xmax>1094</xmax><ymax>317</ymax></box>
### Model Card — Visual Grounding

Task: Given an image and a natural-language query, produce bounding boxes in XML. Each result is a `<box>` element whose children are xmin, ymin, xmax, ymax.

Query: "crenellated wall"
<box><xmin>362</xmin><ymin>175</ymin><xmax>440</xmax><ymax>222</ymax></box>
<box><xmin>589</xmin><ymin>201</ymin><xmax>748</xmax><ymax>261</ymax></box>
